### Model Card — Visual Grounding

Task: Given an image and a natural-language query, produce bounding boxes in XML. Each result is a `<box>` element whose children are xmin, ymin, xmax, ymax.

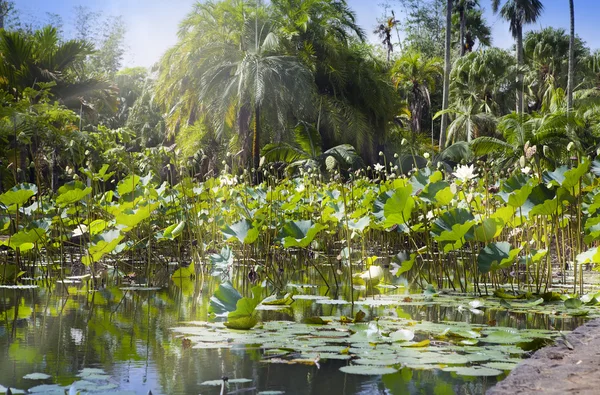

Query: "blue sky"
<box><xmin>15</xmin><ymin>0</ymin><xmax>600</xmax><ymax>68</ymax></box>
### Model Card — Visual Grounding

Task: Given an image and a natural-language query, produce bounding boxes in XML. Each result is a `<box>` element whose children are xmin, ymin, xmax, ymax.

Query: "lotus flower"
<box><xmin>373</xmin><ymin>163</ymin><xmax>385</xmax><ymax>172</ymax></box>
<box><xmin>452</xmin><ymin>164</ymin><xmax>478</xmax><ymax>183</ymax></box>
<box><xmin>358</xmin><ymin>265</ymin><xmax>384</xmax><ymax>284</ymax></box>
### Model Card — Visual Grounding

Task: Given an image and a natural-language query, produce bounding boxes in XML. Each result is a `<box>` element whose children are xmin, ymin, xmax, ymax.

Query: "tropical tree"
<box><xmin>492</xmin><ymin>0</ymin><xmax>544</xmax><ymax>113</ymax></box>
<box><xmin>452</xmin><ymin>4</ymin><xmax>492</xmax><ymax>54</ymax></box>
<box><xmin>523</xmin><ymin>27</ymin><xmax>589</xmax><ymax>111</ymax></box>
<box><xmin>567</xmin><ymin>0</ymin><xmax>575</xmax><ymax>111</ymax></box>
<box><xmin>450</xmin><ymin>47</ymin><xmax>517</xmax><ymax>115</ymax></box>
<box><xmin>261</xmin><ymin>121</ymin><xmax>363</xmax><ymax>172</ymax></box>
<box><xmin>391</xmin><ymin>51</ymin><xmax>442</xmax><ymax>142</ymax></box>
<box><xmin>156</xmin><ymin>1</ymin><xmax>314</xmax><ymax>177</ymax></box>
<box><xmin>0</xmin><ymin>26</ymin><xmax>113</xmax><ymax>107</ymax></box>
<box><xmin>439</xmin><ymin>0</ymin><xmax>453</xmax><ymax>148</ymax></box>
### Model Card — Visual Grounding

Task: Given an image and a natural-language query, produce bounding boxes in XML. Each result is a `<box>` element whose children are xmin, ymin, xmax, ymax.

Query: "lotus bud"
<box><xmin>367</xmin><ymin>166</ymin><xmax>371</xmax><ymax>171</ymax></box>
<box><xmin>519</xmin><ymin>155</ymin><xmax>526</xmax><ymax>168</ymax></box>
<box><xmin>394</xmin><ymin>153</ymin><xmax>399</xmax><ymax>158</ymax></box>
<box><xmin>226</xmin><ymin>152</ymin><xmax>231</xmax><ymax>157</ymax></box>
<box><xmin>379</xmin><ymin>151</ymin><xmax>384</xmax><ymax>156</ymax></box>
<box><xmin>423</xmin><ymin>152</ymin><xmax>430</xmax><ymax>159</ymax></box>
<box><xmin>450</xmin><ymin>183</ymin><xmax>457</xmax><ymax>194</ymax></box>
<box><xmin>401</xmin><ymin>138</ymin><xmax>407</xmax><ymax>145</ymax></box>
<box><xmin>543</xmin><ymin>145</ymin><xmax>550</xmax><ymax>157</ymax></box>
<box><xmin>466</xmin><ymin>193</ymin><xmax>473</xmax><ymax>203</ymax></box>
<box><xmin>567</xmin><ymin>142</ymin><xmax>574</xmax><ymax>152</ymax></box>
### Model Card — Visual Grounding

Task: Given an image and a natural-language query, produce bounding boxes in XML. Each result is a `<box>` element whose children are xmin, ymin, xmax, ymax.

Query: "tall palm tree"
<box><xmin>439</xmin><ymin>0</ymin><xmax>453</xmax><ymax>148</ymax></box>
<box><xmin>492</xmin><ymin>0</ymin><xmax>544</xmax><ymax>114</ymax></box>
<box><xmin>0</xmin><ymin>26</ymin><xmax>112</xmax><ymax>107</ymax></box>
<box><xmin>391</xmin><ymin>51</ymin><xmax>442</xmax><ymax>141</ymax></box>
<box><xmin>156</xmin><ymin>1</ymin><xmax>314</xmax><ymax>175</ymax></box>
<box><xmin>454</xmin><ymin>0</ymin><xmax>480</xmax><ymax>55</ymax></box>
<box><xmin>567</xmin><ymin>0</ymin><xmax>575</xmax><ymax>111</ymax></box>
<box><xmin>523</xmin><ymin>27</ymin><xmax>588</xmax><ymax>112</ymax></box>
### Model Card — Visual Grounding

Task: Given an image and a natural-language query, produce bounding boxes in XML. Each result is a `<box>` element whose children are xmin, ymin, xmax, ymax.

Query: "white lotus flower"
<box><xmin>452</xmin><ymin>164</ymin><xmax>478</xmax><ymax>182</ymax></box>
<box><xmin>374</xmin><ymin>163</ymin><xmax>385</xmax><ymax>172</ymax></box>
<box><xmin>521</xmin><ymin>166</ymin><xmax>531</xmax><ymax>175</ymax></box>
<box><xmin>423</xmin><ymin>152</ymin><xmax>430</xmax><ymax>159</ymax></box>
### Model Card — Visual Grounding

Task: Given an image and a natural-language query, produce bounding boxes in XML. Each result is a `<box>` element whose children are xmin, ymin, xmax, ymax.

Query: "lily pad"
<box><xmin>339</xmin><ymin>365</ymin><xmax>398</xmax><ymax>375</ymax></box>
<box><xmin>200</xmin><ymin>378</ymin><xmax>253</xmax><ymax>386</ymax></box>
<box><xmin>444</xmin><ymin>366</ymin><xmax>504</xmax><ymax>377</ymax></box>
<box><xmin>23</xmin><ymin>373</ymin><xmax>51</xmax><ymax>380</ymax></box>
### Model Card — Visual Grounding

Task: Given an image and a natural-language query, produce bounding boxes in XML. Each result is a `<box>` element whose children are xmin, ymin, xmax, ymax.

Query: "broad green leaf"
<box><xmin>172</xmin><ymin>262</ymin><xmax>195</xmax><ymax>279</ymax></box>
<box><xmin>391</xmin><ymin>251</ymin><xmax>416</xmax><ymax>277</ymax></box>
<box><xmin>281</xmin><ymin>220</ymin><xmax>326</xmax><ymax>248</ymax></box>
<box><xmin>222</xmin><ymin>219</ymin><xmax>259</xmax><ymax>244</ymax></box>
<box><xmin>209</xmin><ymin>282</ymin><xmax>242</xmax><ymax>316</ymax></box>
<box><xmin>117</xmin><ymin>175</ymin><xmax>140</xmax><ymax>196</ymax></box>
<box><xmin>0</xmin><ymin>183</ymin><xmax>37</xmax><ymax>207</ymax></box>
<box><xmin>472</xmin><ymin>218</ymin><xmax>504</xmax><ymax>242</ymax></box>
<box><xmin>477</xmin><ymin>242</ymin><xmax>521</xmax><ymax>273</ymax></box>
<box><xmin>163</xmin><ymin>221</ymin><xmax>186</xmax><ymax>240</ymax></box>
<box><xmin>383</xmin><ymin>185</ymin><xmax>414</xmax><ymax>227</ymax></box>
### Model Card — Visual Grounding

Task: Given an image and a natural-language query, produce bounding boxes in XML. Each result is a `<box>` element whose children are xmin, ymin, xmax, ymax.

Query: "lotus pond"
<box><xmin>3</xmin><ymin>159</ymin><xmax>600</xmax><ymax>393</ymax></box>
<box><xmin>0</xmin><ymin>269</ymin><xmax>594</xmax><ymax>395</ymax></box>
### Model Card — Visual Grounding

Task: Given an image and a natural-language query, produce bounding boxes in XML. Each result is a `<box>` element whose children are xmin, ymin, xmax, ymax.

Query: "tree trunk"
<box><xmin>460</xmin><ymin>9</ymin><xmax>466</xmax><ymax>56</ymax></box>
<box><xmin>516</xmin><ymin>24</ymin><xmax>524</xmax><ymax>114</ymax></box>
<box><xmin>567</xmin><ymin>0</ymin><xmax>575</xmax><ymax>111</ymax></box>
<box><xmin>252</xmin><ymin>105</ymin><xmax>261</xmax><ymax>184</ymax></box>
<box><xmin>439</xmin><ymin>0</ymin><xmax>453</xmax><ymax>149</ymax></box>
<box><xmin>238</xmin><ymin>104</ymin><xmax>252</xmax><ymax>170</ymax></box>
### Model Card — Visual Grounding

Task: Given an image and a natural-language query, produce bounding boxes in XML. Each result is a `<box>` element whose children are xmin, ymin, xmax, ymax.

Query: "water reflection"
<box><xmin>0</xmin><ymin>277</ymin><xmax>586</xmax><ymax>394</ymax></box>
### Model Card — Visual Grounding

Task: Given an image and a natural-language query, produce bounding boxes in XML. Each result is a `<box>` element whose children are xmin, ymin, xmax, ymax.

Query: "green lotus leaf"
<box><xmin>391</xmin><ymin>251</ymin><xmax>417</xmax><ymax>277</ymax></box>
<box><xmin>564</xmin><ymin>298</ymin><xmax>583</xmax><ymax>309</ymax></box>
<box><xmin>383</xmin><ymin>185</ymin><xmax>415</xmax><ymax>227</ymax></box>
<box><xmin>116</xmin><ymin>174</ymin><xmax>140</xmax><ymax>196</ymax></box>
<box><xmin>281</xmin><ymin>220</ymin><xmax>326</xmax><ymax>248</ymax></box>
<box><xmin>0</xmin><ymin>183</ymin><xmax>37</xmax><ymax>207</ymax></box>
<box><xmin>431</xmin><ymin>208</ymin><xmax>475</xmax><ymax>241</ymax></box>
<box><xmin>162</xmin><ymin>221</ymin><xmax>185</xmax><ymax>240</ymax></box>
<box><xmin>222</xmin><ymin>219</ymin><xmax>259</xmax><ymax>244</ymax></box>
<box><xmin>339</xmin><ymin>365</ymin><xmax>397</xmax><ymax>375</ymax></box>
<box><xmin>477</xmin><ymin>242</ymin><xmax>521</xmax><ymax>273</ymax></box>
<box><xmin>56</xmin><ymin>181</ymin><xmax>92</xmax><ymax>206</ymax></box>
<box><xmin>472</xmin><ymin>218</ymin><xmax>504</xmax><ymax>243</ymax></box>
<box><xmin>209</xmin><ymin>281</ymin><xmax>242</xmax><ymax>316</ymax></box>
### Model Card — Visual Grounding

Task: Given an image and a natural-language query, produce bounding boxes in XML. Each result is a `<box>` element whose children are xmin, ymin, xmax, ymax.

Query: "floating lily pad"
<box><xmin>200</xmin><ymin>378</ymin><xmax>253</xmax><ymax>386</ymax></box>
<box><xmin>390</xmin><ymin>329</ymin><xmax>415</xmax><ymax>342</ymax></box>
<box><xmin>482</xmin><ymin>361</ymin><xmax>519</xmax><ymax>370</ymax></box>
<box><xmin>339</xmin><ymin>365</ymin><xmax>398</xmax><ymax>375</ymax></box>
<box><xmin>27</xmin><ymin>384</ymin><xmax>66</xmax><ymax>394</ymax></box>
<box><xmin>444</xmin><ymin>366</ymin><xmax>504</xmax><ymax>377</ymax></box>
<box><xmin>23</xmin><ymin>373</ymin><xmax>51</xmax><ymax>380</ymax></box>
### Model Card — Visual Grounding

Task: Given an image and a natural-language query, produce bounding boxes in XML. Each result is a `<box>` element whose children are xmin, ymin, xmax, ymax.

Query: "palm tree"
<box><xmin>261</xmin><ymin>121</ymin><xmax>363</xmax><ymax>172</ymax></box>
<box><xmin>391</xmin><ymin>51</ymin><xmax>442</xmax><ymax>142</ymax></box>
<box><xmin>156</xmin><ymin>1</ymin><xmax>314</xmax><ymax>177</ymax></box>
<box><xmin>523</xmin><ymin>27</ymin><xmax>588</xmax><ymax>112</ymax></box>
<box><xmin>0</xmin><ymin>26</ymin><xmax>112</xmax><ymax>107</ymax></box>
<box><xmin>492</xmin><ymin>0</ymin><xmax>544</xmax><ymax>114</ymax></box>
<box><xmin>439</xmin><ymin>0</ymin><xmax>453</xmax><ymax>148</ymax></box>
<box><xmin>454</xmin><ymin>0</ymin><xmax>480</xmax><ymax>55</ymax></box>
<box><xmin>567</xmin><ymin>0</ymin><xmax>575</xmax><ymax>111</ymax></box>
<box><xmin>451</xmin><ymin>48</ymin><xmax>518</xmax><ymax>115</ymax></box>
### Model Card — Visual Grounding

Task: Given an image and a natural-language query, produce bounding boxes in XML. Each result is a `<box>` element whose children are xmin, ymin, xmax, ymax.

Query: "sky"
<box><xmin>14</xmin><ymin>0</ymin><xmax>600</xmax><ymax>68</ymax></box>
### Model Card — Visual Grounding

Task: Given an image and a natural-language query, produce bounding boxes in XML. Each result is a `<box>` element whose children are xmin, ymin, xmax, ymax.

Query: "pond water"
<box><xmin>0</xmin><ymin>269</ymin><xmax>588</xmax><ymax>395</ymax></box>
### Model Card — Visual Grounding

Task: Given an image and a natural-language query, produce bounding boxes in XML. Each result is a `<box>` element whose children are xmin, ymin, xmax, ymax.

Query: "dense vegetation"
<box><xmin>2</xmin><ymin>0</ymin><xmax>600</xmax><ymax>304</ymax></box>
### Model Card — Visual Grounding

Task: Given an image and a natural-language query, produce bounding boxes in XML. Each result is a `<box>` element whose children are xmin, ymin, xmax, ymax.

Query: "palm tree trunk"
<box><xmin>252</xmin><ymin>105</ymin><xmax>261</xmax><ymax>184</ymax></box>
<box><xmin>439</xmin><ymin>0</ymin><xmax>453</xmax><ymax>149</ymax></box>
<box><xmin>460</xmin><ymin>9</ymin><xmax>466</xmax><ymax>56</ymax></box>
<box><xmin>567</xmin><ymin>0</ymin><xmax>575</xmax><ymax>111</ymax></box>
<box><xmin>516</xmin><ymin>23</ymin><xmax>524</xmax><ymax>114</ymax></box>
